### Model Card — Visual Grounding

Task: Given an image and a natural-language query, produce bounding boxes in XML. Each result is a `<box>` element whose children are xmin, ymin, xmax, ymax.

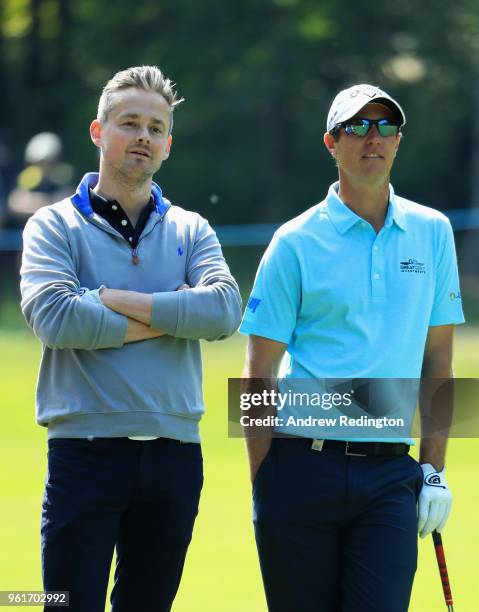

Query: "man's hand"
<box><xmin>418</xmin><ymin>463</ymin><xmax>452</xmax><ymax>538</ymax></box>
<box><xmin>249</xmin><ymin>440</ymin><xmax>272</xmax><ymax>484</ymax></box>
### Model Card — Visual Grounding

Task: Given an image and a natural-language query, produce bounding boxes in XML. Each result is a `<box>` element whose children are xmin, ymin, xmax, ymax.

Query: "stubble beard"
<box><xmin>108</xmin><ymin>158</ymin><xmax>157</xmax><ymax>191</ymax></box>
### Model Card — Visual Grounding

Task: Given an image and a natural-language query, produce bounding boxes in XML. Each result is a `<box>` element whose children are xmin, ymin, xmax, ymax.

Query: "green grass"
<box><xmin>0</xmin><ymin>326</ymin><xmax>478</xmax><ymax>611</ymax></box>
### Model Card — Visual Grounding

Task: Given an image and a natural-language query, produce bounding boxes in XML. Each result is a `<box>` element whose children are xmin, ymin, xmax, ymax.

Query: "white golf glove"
<box><xmin>418</xmin><ymin>463</ymin><xmax>452</xmax><ymax>538</ymax></box>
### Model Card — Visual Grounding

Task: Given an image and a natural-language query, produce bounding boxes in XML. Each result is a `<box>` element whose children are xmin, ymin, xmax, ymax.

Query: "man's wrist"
<box><xmin>99</xmin><ymin>288</ymin><xmax>152</xmax><ymax>325</ymax></box>
<box><xmin>419</xmin><ymin>457</ymin><xmax>446</xmax><ymax>472</ymax></box>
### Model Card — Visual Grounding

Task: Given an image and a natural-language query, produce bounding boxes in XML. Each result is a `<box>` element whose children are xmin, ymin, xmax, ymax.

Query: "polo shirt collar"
<box><xmin>71</xmin><ymin>172</ymin><xmax>170</xmax><ymax>217</ymax></box>
<box><xmin>388</xmin><ymin>184</ymin><xmax>407</xmax><ymax>231</ymax></box>
<box><xmin>325</xmin><ymin>182</ymin><xmax>407</xmax><ymax>234</ymax></box>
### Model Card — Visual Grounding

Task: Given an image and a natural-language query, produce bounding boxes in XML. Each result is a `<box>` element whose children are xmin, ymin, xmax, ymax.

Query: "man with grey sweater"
<box><xmin>20</xmin><ymin>65</ymin><xmax>242</xmax><ymax>612</ymax></box>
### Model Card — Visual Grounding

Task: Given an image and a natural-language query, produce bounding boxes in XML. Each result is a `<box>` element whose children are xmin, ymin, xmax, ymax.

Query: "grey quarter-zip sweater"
<box><xmin>20</xmin><ymin>173</ymin><xmax>242</xmax><ymax>442</ymax></box>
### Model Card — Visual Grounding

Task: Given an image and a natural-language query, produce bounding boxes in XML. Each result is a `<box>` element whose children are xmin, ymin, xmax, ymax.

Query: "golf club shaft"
<box><xmin>432</xmin><ymin>530</ymin><xmax>454</xmax><ymax>610</ymax></box>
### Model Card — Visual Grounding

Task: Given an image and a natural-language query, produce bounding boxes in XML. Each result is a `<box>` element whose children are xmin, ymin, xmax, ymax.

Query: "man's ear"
<box><xmin>90</xmin><ymin>119</ymin><xmax>102</xmax><ymax>148</ymax></box>
<box><xmin>396</xmin><ymin>131</ymin><xmax>403</xmax><ymax>151</ymax></box>
<box><xmin>163</xmin><ymin>134</ymin><xmax>173</xmax><ymax>160</ymax></box>
<box><xmin>323</xmin><ymin>132</ymin><xmax>336</xmax><ymax>158</ymax></box>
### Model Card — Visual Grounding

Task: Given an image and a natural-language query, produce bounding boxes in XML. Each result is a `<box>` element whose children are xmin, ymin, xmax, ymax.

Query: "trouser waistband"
<box><xmin>309</xmin><ymin>439</ymin><xmax>410</xmax><ymax>457</ymax></box>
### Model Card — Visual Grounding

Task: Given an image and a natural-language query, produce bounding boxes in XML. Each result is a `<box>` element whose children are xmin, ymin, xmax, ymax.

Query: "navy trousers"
<box><xmin>253</xmin><ymin>438</ymin><xmax>423</xmax><ymax>612</ymax></box>
<box><xmin>42</xmin><ymin>437</ymin><xmax>203</xmax><ymax>612</ymax></box>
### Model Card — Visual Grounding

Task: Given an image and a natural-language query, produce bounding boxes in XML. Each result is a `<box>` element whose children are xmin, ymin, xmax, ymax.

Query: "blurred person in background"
<box><xmin>0</xmin><ymin>134</ymin><xmax>15</xmax><ymax>229</ymax></box>
<box><xmin>0</xmin><ymin>174</ymin><xmax>6</xmax><ymax>229</ymax></box>
<box><xmin>7</xmin><ymin>131</ymin><xmax>73</xmax><ymax>228</ymax></box>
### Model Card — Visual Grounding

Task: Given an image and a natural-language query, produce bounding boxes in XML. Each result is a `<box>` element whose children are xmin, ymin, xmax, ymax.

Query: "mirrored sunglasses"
<box><xmin>334</xmin><ymin>119</ymin><xmax>401</xmax><ymax>138</ymax></box>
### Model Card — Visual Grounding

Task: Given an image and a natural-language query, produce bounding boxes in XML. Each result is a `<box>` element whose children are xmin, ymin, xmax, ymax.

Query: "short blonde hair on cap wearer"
<box><xmin>97</xmin><ymin>65</ymin><xmax>184</xmax><ymax>133</ymax></box>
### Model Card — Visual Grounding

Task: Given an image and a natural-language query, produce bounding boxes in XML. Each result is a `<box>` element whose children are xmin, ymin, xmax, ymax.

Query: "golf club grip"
<box><xmin>432</xmin><ymin>531</ymin><xmax>453</xmax><ymax>606</ymax></box>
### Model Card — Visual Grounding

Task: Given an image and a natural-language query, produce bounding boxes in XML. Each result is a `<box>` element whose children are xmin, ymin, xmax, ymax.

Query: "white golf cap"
<box><xmin>326</xmin><ymin>84</ymin><xmax>406</xmax><ymax>132</ymax></box>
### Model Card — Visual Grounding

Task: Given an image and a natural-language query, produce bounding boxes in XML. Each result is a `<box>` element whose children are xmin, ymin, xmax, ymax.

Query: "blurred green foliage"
<box><xmin>2</xmin><ymin>0</ymin><xmax>479</xmax><ymax>224</ymax></box>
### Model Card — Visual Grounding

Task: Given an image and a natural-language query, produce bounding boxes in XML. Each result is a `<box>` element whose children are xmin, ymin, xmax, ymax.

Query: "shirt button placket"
<box><xmin>371</xmin><ymin>238</ymin><xmax>385</xmax><ymax>299</ymax></box>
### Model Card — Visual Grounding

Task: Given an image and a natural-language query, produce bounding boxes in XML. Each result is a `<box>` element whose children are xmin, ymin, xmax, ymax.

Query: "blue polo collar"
<box><xmin>71</xmin><ymin>172</ymin><xmax>170</xmax><ymax>217</ymax></box>
<box><xmin>325</xmin><ymin>181</ymin><xmax>407</xmax><ymax>234</ymax></box>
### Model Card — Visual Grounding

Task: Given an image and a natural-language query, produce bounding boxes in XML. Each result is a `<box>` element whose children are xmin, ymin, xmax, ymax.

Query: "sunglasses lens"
<box><xmin>378</xmin><ymin>123</ymin><xmax>399</xmax><ymax>137</ymax></box>
<box><xmin>341</xmin><ymin>120</ymin><xmax>400</xmax><ymax>137</ymax></box>
<box><xmin>352</xmin><ymin>124</ymin><xmax>369</xmax><ymax>137</ymax></box>
<box><xmin>345</xmin><ymin>122</ymin><xmax>369</xmax><ymax>137</ymax></box>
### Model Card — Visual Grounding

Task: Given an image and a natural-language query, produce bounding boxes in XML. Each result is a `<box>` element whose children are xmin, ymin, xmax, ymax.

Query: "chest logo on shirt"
<box><xmin>177</xmin><ymin>247</ymin><xmax>184</xmax><ymax>256</ymax></box>
<box><xmin>247</xmin><ymin>296</ymin><xmax>262</xmax><ymax>313</ymax></box>
<box><xmin>400</xmin><ymin>258</ymin><xmax>426</xmax><ymax>274</ymax></box>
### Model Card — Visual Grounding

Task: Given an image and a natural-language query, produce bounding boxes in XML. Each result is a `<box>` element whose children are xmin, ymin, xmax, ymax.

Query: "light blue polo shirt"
<box><xmin>239</xmin><ymin>182</ymin><xmax>465</xmax><ymax>443</ymax></box>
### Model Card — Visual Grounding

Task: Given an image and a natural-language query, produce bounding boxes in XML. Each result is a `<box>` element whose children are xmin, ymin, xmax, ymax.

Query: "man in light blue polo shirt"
<box><xmin>240</xmin><ymin>84</ymin><xmax>464</xmax><ymax>612</ymax></box>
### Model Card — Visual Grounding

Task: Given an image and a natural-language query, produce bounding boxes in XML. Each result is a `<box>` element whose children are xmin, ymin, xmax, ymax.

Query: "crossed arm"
<box><xmin>21</xmin><ymin>211</ymin><xmax>242</xmax><ymax>349</ymax></box>
<box><xmin>100</xmin><ymin>286</ymin><xmax>188</xmax><ymax>344</ymax></box>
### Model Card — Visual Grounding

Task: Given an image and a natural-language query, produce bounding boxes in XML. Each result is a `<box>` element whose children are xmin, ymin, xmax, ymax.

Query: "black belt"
<box><xmin>310</xmin><ymin>439</ymin><xmax>409</xmax><ymax>457</ymax></box>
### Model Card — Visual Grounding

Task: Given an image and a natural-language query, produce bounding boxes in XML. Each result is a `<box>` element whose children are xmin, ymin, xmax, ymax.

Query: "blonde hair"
<box><xmin>97</xmin><ymin>65</ymin><xmax>184</xmax><ymax>133</ymax></box>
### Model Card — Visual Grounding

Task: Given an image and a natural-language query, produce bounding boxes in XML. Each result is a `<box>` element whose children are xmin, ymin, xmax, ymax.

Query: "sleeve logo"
<box><xmin>247</xmin><ymin>296</ymin><xmax>262</xmax><ymax>313</ymax></box>
<box><xmin>449</xmin><ymin>291</ymin><xmax>461</xmax><ymax>301</ymax></box>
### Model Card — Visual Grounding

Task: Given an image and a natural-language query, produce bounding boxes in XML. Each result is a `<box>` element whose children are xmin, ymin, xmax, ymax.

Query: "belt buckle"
<box><xmin>345</xmin><ymin>441</ymin><xmax>367</xmax><ymax>457</ymax></box>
